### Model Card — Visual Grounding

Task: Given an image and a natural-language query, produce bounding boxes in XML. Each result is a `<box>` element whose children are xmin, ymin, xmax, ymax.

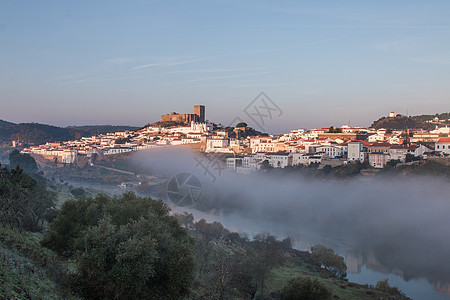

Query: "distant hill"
<box><xmin>0</xmin><ymin>123</ymin><xmax>138</xmax><ymax>145</ymax></box>
<box><xmin>0</xmin><ymin>123</ymin><xmax>74</xmax><ymax>145</ymax></box>
<box><xmin>0</xmin><ymin>119</ymin><xmax>15</xmax><ymax>126</ymax></box>
<box><xmin>371</xmin><ymin>112</ymin><xmax>450</xmax><ymax>130</ymax></box>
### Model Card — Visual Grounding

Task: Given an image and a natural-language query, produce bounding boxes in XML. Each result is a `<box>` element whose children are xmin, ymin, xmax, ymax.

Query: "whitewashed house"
<box><xmin>268</xmin><ymin>153</ymin><xmax>292</xmax><ymax>168</ymax></box>
<box><xmin>347</xmin><ymin>142</ymin><xmax>365</xmax><ymax>162</ymax></box>
<box><xmin>368</xmin><ymin>152</ymin><xmax>389</xmax><ymax>168</ymax></box>
<box><xmin>435</xmin><ymin>138</ymin><xmax>450</xmax><ymax>155</ymax></box>
<box><xmin>317</xmin><ymin>145</ymin><xmax>345</xmax><ymax>158</ymax></box>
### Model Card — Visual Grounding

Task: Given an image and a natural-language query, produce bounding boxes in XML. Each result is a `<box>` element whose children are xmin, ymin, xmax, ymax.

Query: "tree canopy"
<box><xmin>236</xmin><ymin>122</ymin><xmax>248</xmax><ymax>128</ymax></box>
<box><xmin>311</xmin><ymin>244</ymin><xmax>347</xmax><ymax>279</ymax></box>
<box><xmin>0</xmin><ymin>164</ymin><xmax>56</xmax><ymax>231</ymax></box>
<box><xmin>42</xmin><ymin>192</ymin><xmax>194</xmax><ymax>299</ymax></box>
<box><xmin>280</xmin><ymin>276</ymin><xmax>330</xmax><ymax>300</ymax></box>
<box><xmin>9</xmin><ymin>150</ymin><xmax>38</xmax><ymax>174</ymax></box>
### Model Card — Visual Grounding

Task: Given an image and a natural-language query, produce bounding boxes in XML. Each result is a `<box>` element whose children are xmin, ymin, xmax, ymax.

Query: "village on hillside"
<box><xmin>21</xmin><ymin>106</ymin><xmax>450</xmax><ymax>173</ymax></box>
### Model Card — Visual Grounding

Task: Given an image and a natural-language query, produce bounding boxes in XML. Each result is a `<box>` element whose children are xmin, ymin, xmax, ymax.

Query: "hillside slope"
<box><xmin>0</xmin><ymin>123</ymin><xmax>138</xmax><ymax>145</ymax></box>
<box><xmin>371</xmin><ymin>112</ymin><xmax>450</xmax><ymax>130</ymax></box>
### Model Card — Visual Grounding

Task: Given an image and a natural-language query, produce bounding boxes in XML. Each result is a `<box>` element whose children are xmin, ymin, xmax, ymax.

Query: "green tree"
<box><xmin>260</xmin><ymin>160</ymin><xmax>272</xmax><ymax>170</ymax></box>
<box><xmin>249</xmin><ymin>233</ymin><xmax>286</xmax><ymax>292</ymax></box>
<box><xmin>280</xmin><ymin>276</ymin><xmax>330</xmax><ymax>300</ymax></box>
<box><xmin>328</xmin><ymin>126</ymin><xmax>342</xmax><ymax>133</ymax></box>
<box><xmin>194</xmin><ymin>218</ymin><xmax>229</xmax><ymax>240</ymax></box>
<box><xmin>9</xmin><ymin>150</ymin><xmax>38</xmax><ymax>174</ymax></box>
<box><xmin>174</xmin><ymin>212</ymin><xmax>194</xmax><ymax>229</ymax></box>
<box><xmin>70</xmin><ymin>187</ymin><xmax>86</xmax><ymax>199</ymax></box>
<box><xmin>236</xmin><ymin>122</ymin><xmax>248</xmax><ymax>128</ymax></box>
<box><xmin>0</xmin><ymin>164</ymin><xmax>56</xmax><ymax>231</ymax></box>
<box><xmin>375</xmin><ymin>278</ymin><xmax>405</xmax><ymax>297</ymax></box>
<box><xmin>311</xmin><ymin>244</ymin><xmax>347</xmax><ymax>279</ymax></box>
<box><xmin>42</xmin><ymin>192</ymin><xmax>194</xmax><ymax>299</ymax></box>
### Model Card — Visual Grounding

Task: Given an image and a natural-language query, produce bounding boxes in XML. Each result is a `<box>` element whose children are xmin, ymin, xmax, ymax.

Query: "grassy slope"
<box><xmin>190</xmin><ymin>231</ymin><xmax>409</xmax><ymax>300</ymax></box>
<box><xmin>0</xmin><ymin>245</ymin><xmax>58</xmax><ymax>299</ymax></box>
<box><xmin>267</xmin><ymin>257</ymin><xmax>407</xmax><ymax>300</ymax></box>
<box><xmin>0</xmin><ymin>226</ymin><xmax>72</xmax><ymax>299</ymax></box>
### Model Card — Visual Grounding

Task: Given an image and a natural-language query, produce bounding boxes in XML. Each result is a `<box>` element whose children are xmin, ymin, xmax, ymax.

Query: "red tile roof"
<box><xmin>438</xmin><ymin>137</ymin><xmax>450</xmax><ymax>143</ymax></box>
<box><xmin>352</xmin><ymin>140</ymin><xmax>372</xmax><ymax>146</ymax></box>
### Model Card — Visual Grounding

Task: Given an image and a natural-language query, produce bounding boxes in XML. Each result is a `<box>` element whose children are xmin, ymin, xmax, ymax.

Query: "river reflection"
<box><xmin>346</xmin><ymin>252</ymin><xmax>450</xmax><ymax>299</ymax></box>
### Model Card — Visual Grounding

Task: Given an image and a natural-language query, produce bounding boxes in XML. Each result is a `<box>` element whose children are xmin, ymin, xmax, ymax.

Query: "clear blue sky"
<box><xmin>1</xmin><ymin>0</ymin><xmax>449</xmax><ymax>133</ymax></box>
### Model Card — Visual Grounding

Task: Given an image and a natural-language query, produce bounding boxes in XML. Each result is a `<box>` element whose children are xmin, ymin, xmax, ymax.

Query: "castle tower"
<box><xmin>194</xmin><ymin>105</ymin><xmax>205</xmax><ymax>123</ymax></box>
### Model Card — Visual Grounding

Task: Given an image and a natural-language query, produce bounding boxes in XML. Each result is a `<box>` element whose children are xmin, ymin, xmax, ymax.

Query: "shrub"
<box><xmin>42</xmin><ymin>192</ymin><xmax>195</xmax><ymax>299</ymax></box>
<box><xmin>280</xmin><ymin>276</ymin><xmax>330</xmax><ymax>300</ymax></box>
<box><xmin>311</xmin><ymin>244</ymin><xmax>347</xmax><ymax>279</ymax></box>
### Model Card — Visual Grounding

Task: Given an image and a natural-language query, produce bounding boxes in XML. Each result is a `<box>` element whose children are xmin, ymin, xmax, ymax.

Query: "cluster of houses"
<box><xmin>226</xmin><ymin>140</ymin><xmax>440</xmax><ymax>174</ymax></box>
<box><xmin>20</xmin><ymin>112</ymin><xmax>450</xmax><ymax>172</ymax></box>
<box><xmin>223</xmin><ymin>125</ymin><xmax>450</xmax><ymax>174</ymax></box>
<box><xmin>20</xmin><ymin>122</ymin><xmax>214</xmax><ymax>164</ymax></box>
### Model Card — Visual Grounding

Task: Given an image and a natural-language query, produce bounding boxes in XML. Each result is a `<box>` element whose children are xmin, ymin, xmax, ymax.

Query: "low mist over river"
<box><xmin>132</xmin><ymin>148</ymin><xmax>450</xmax><ymax>299</ymax></box>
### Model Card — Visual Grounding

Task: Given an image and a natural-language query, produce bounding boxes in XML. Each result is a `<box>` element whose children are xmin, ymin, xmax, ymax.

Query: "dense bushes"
<box><xmin>0</xmin><ymin>164</ymin><xmax>56</xmax><ymax>231</ymax></box>
<box><xmin>189</xmin><ymin>221</ymin><xmax>292</xmax><ymax>299</ymax></box>
<box><xmin>280</xmin><ymin>276</ymin><xmax>330</xmax><ymax>300</ymax></box>
<box><xmin>311</xmin><ymin>244</ymin><xmax>347</xmax><ymax>279</ymax></box>
<box><xmin>42</xmin><ymin>192</ymin><xmax>195</xmax><ymax>299</ymax></box>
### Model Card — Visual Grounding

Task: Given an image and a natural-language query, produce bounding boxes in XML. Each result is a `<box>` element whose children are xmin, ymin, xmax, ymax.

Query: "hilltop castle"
<box><xmin>160</xmin><ymin>105</ymin><xmax>205</xmax><ymax>124</ymax></box>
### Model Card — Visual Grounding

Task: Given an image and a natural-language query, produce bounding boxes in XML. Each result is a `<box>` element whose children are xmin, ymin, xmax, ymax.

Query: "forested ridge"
<box><xmin>0</xmin><ymin>121</ymin><xmax>137</xmax><ymax>145</ymax></box>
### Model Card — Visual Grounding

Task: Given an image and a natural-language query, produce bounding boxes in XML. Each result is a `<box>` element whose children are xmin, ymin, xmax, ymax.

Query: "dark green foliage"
<box><xmin>42</xmin><ymin>192</ymin><xmax>194</xmax><ymax>299</ymax></box>
<box><xmin>0</xmin><ymin>165</ymin><xmax>56</xmax><ymax>231</ymax></box>
<box><xmin>371</xmin><ymin>112</ymin><xmax>450</xmax><ymax>130</ymax></box>
<box><xmin>0</xmin><ymin>122</ymin><xmax>137</xmax><ymax>145</ymax></box>
<box><xmin>322</xmin><ymin>165</ymin><xmax>332</xmax><ymax>174</ymax></box>
<box><xmin>386</xmin><ymin>159</ymin><xmax>401</xmax><ymax>168</ymax></box>
<box><xmin>9</xmin><ymin>150</ymin><xmax>38</xmax><ymax>174</ymax></box>
<box><xmin>0</xmin><ymin>123</ymin><xmax>74</xmax><ymax>145</ymax></box>
<box><xmin>173</xmin><ymin>212</ymin><xmax>194</xmax><ymax>229</ymax></box>
<box><xmin>69</xmin><ymin>187</ymin><xmax>86</xmax><ymax>199</ymax></box>
<box><xmin>0</xmin><ymin>225</ymin><xmax>58</xmax><ymax>268</ymax></box>
<box><xmin>280</xmin><ymin>276</ymin><xmax>330</xmax><ymax>300</ymax></box>
<box><xmin>0</xmin><ymin>225</ymin><xmax>70</xmax><ymax>299</ymax></box>
<box><xmin>236</xmin><ymin>122</ymin><xmax>248</xmax><ymax>128</ymax></box>
<box><xmin>405</xmin><ymin>153</ymin><xmax>420</xmax><ymax>162</ymax></box>
<box><xmin>250</xmin><ymin>233</ymin><xmax>288</xmax><ymax>291</ymax></box>
<box><xmin>191</xmin><ymin>225</ymin><xmax>289</xmax><ymax>299</ymax></box>
<box><xmin>0</xmin><ymin>119</ymin><xmax>15</xmax><ymax>126</ymax></box>
<box><xmin>114</xmin><ymin>137</ymin><xmax>131</xmax><ymax>144</ymax></box>
<box><xmin>150</xmin><ymin>120</ymin><xmax>186</xmax><ymax>128</ymax></box>
<box><xmin>328</xmin><ymin>126</ymin><xmax>342</xmax><ymax>133</ymax></box>
<box><xmin>375</xmin><ymin>278</ymin><xmax>406</xmax><ymax>297</ymax></box>
<box><xmin>194</xmin><ymin>218</ymin><xmax>229</xmax><ymax>239</ymax></box>
<box><xmin>41</xmin><ymin>192</ymin><xmax>168</xmax><ymax>256</ymax></box>
<box><xmin>311</xmin><ymin>245</ymin><xmax>347</xmax><ymax>279</ymax></box>
<box><xmin>260</xmin><ymin>160</ymin><xmax>272</xmax><ymax>170</ymax></box>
